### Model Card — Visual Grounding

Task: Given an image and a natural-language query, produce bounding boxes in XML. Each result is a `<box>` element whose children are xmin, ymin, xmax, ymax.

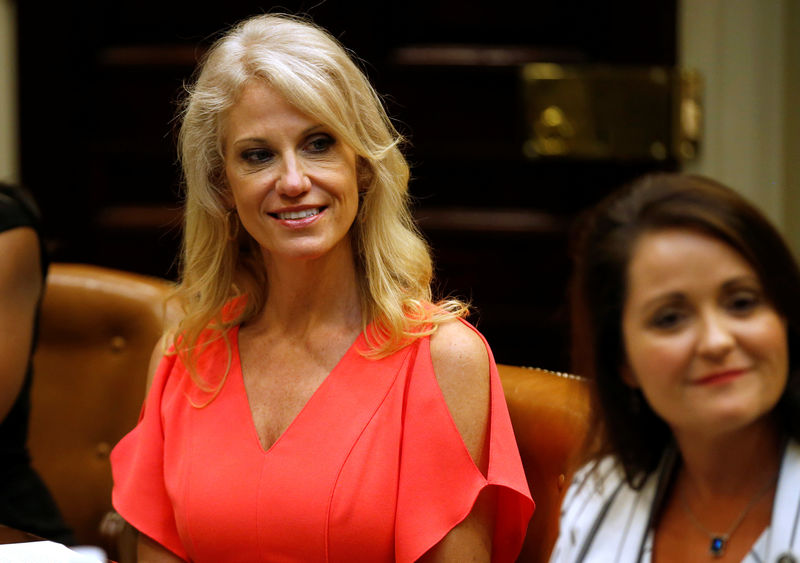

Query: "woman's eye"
<box><xmin>649</xmin><ymin>308</ymin><xmax>686</xmax><ymax>330</ymax></box>
<box><xmin>726</xmin><ymin>291</ymin><xmax>761</xmax><ymax>314</ymax></box>
<box><xmin>241</xmin><ymin>148</ymin><xmax>272</xmax><ymax>164</ymax></box>
<box><xmin>306</xmin><ymin>135</ymin><xmax>334</xmax><ymax>153</ymax></box>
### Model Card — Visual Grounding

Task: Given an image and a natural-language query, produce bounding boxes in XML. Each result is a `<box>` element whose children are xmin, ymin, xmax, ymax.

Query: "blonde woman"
<box><xmin>111</xmin><ymin>13</ymin><xmax>532</xmax><ymax>563</ymax></box>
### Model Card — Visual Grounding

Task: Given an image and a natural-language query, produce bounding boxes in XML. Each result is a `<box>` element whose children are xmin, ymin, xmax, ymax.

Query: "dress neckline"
<box><xmin>231</xmin><ymin>324</ymin><xmax>367</xmax><ymax>454</ymax></box>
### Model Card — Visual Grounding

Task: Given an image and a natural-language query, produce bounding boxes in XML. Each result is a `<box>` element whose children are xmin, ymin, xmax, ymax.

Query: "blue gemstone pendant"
<box><xmin>710</xmin><ymin>536</ymin><xmax>726</xmax><ymax>557</ymax></box>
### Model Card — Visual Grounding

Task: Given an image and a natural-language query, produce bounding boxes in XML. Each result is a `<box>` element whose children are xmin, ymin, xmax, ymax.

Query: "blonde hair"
<box><xmin>173</xmin><ymin>13</ymin><xmax>466</xmax><ymax>389</ymax></box>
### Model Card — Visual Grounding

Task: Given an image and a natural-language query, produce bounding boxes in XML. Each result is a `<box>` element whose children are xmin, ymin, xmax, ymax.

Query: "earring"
<box><xmin>226</xmin><ymin>210</ymin><xmax>240</xmax><ymax>241</ymax></box>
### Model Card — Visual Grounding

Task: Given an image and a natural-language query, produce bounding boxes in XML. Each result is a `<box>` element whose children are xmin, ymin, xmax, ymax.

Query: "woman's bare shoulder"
<box><xmin>429</xmin><ymin>318</ymin><xmax>489</xmax><ymax>380</ymax></box>
<box><xmin>429</xmin><ymin>318</ymin><xmax>491</xmax><ymax>468</ymax></box>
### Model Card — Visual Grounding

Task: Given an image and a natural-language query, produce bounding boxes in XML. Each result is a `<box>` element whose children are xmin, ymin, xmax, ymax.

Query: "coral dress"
<box><xmin>111</xmin><ymin>318</ymin><xmax>533</xmax><ymax>562</ymax></box>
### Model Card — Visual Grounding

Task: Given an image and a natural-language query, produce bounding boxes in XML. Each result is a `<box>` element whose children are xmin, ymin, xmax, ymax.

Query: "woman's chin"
<box><xmin>262</xmin><ymin>239</ymin><xmax>351</xmax><ymax>265</ymax></box>
<box><xmin>672</xmin><ymin>406</ymin><xmax>777</xmax><ymax>442</ymax></box>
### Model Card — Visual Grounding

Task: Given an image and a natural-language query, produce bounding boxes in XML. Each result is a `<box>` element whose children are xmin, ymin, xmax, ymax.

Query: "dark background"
<box><xmin>17</xmin><ymin>0</ymin><xmax>678</xmax><ymax>370</ymax></box>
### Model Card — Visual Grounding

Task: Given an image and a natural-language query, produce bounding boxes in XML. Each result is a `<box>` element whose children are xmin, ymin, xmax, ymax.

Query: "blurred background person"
<box><xmin>111</xmin><ymin>14</ymin><xmax>533</xmax><ymax>563</ymax></box>
<box><xmin>0</xmin><ymin>181</ymin><xmax>74</xmax><ymax>544</ymax></box>
<box><xmin>551</xmin><ymin>173</ymin><xmax>800</xmax><ymax>562</ymax></box>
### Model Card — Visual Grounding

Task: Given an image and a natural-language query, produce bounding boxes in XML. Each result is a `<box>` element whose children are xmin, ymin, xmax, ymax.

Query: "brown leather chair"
<box><xmin>28</xmin><ymin>263</ymin><xmax>173</xmax><ymax>558</ymax></box>
<box><xmin>498</xmin><ymin>364</ymin><xmax>590</xmax><ymax>563</ymax></box>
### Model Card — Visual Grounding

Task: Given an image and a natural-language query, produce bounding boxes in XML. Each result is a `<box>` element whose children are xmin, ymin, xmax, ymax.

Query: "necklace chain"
<box><xmin>679</xmin><ymin>471</ymin><xmax>778</xmax><ymax>558</ymax></box>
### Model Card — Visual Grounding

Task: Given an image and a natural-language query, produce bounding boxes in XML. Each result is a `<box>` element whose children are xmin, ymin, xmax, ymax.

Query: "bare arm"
<box><xmin>0</xmin><ymin>227</ymin><xmax>42</xmax><ymax>421</ymax></box>
<box><xmin>137</xmin><ymin>533</ymin><xmax>185</xmax><ymax>563</ymax></box>
<box><xmin>419</xmin><ymin>319</ymin><xmax>495</xmax><ymax>562</ymax></box>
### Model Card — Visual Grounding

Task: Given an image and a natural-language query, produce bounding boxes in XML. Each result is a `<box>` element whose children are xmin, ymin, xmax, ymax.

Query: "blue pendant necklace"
<box><xmin>680</xmin><ymin>472</ymin><xmax>778</xmax><ymax>558</ymax></box>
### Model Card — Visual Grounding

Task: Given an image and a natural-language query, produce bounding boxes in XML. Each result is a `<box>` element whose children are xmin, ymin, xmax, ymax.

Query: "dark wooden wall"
<box><xmin>18</xmin><ymin>1</ymin><xmax>677</xmax><ymax>370</ymax></box>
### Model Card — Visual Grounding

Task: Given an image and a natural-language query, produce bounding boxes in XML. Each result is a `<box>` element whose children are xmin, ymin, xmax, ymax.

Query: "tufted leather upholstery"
<box><xmin>498</xmin><ymin>364</ymin><xmax>590</xmax><ymax>562</ymax></box>
<box><xmin>28</xmin><ymin>263</ymin><xmax>174</xmax><ymax>557</ymax></box>
<box><xmin>26</xmin><ymin>264</ymin><xmax>590</xmax><ymax>562</ymax></box>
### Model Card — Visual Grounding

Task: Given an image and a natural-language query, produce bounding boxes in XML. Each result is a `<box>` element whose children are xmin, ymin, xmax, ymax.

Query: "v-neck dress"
<box><xmin>111</xmin><ymin>317</ymin><xmax>533</xmax><ymax>562</ymax></box>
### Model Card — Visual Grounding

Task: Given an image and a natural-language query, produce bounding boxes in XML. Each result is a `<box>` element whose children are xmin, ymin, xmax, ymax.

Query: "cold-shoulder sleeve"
<box><xmin>111</xmin><ymin>351</ymin><xmax>189</xmax><ymax>561</ymax></box>
<box><xmin>395</xmin><ymin>326</ymin><xmax>534</xmax><ymax>562</ymax></box>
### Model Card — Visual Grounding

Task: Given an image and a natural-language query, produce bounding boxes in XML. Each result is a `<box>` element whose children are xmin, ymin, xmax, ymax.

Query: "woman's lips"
<box><xmin>694</xmin><ymin>368</ymin><xmax>748</xmax><ymax>385</ymax></box>
<box><xmin>269</xmin><ymin>206</ymin><xmax>325</xmax><ymax>228</ymax></box>
<box><xmin>274</xmin><ymin>207</ymin><xmax>321</xmax><ymax>220</ymax></box>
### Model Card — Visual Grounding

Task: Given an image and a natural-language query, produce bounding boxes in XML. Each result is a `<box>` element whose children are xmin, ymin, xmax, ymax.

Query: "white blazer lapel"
<box><xmin>611</xmin><ymin>477</ymin><xmax>657</xmax><ymax>562</ymax></box>
<box><xmin>764</xmin><ymin>439</ymin><xmax>800</xmax><ymax>561</ymax></box>
<box><xmin>585</xmin><ymin>452</ymin><xmax>675</xmax><ymax>563</ymax></box>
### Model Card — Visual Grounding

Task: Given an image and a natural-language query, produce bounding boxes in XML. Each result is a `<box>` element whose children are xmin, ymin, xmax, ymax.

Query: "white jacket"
<box><xmin>550</xmin><ymin>440</ymin><xmax>800</xmax><ymax>563</ymax></box>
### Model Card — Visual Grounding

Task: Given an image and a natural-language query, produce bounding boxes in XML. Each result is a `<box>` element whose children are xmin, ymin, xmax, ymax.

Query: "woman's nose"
<box><xmin>276</xmin><ymin>155</ymin><xmax>311</xmax><ymax>196</ymax></box>
<box><xmin>697</xmin><ymin>311</ymin><xmax>735</xmax><ymax>359</ymax></box>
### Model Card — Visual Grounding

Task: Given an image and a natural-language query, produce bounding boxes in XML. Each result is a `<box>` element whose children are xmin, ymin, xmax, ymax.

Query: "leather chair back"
<box><xmin>28</xmin><ymin>263</ymin><xmax>173</xmax><ymax>554</ymax></box>
<box><xmin>498</xmin><ymin>364</ymin><xmax>590</xmax><ymax>562</ymax></box>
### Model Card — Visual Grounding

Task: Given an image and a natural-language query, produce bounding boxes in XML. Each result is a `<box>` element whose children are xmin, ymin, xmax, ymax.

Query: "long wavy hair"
<box><xmin>172</xmin><ymin>13</ymin><xmax>466</xmax><ymax>393</ymax></box>
<box><xmin>570</xmin><ymin>173</ymin><xmax>800</xmax><ymax>487</ymax></box>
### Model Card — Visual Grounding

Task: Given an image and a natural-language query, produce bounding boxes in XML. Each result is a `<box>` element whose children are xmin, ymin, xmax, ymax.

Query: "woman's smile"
<box><xmin>691</xmin><ymin>367</ymin><xmax>749</xmax><ymax>386</ymax></box>
<box><xmin>270</xmin><ymin>207</ymin><xmax>324</xmax><ymax>221</ymax></box>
